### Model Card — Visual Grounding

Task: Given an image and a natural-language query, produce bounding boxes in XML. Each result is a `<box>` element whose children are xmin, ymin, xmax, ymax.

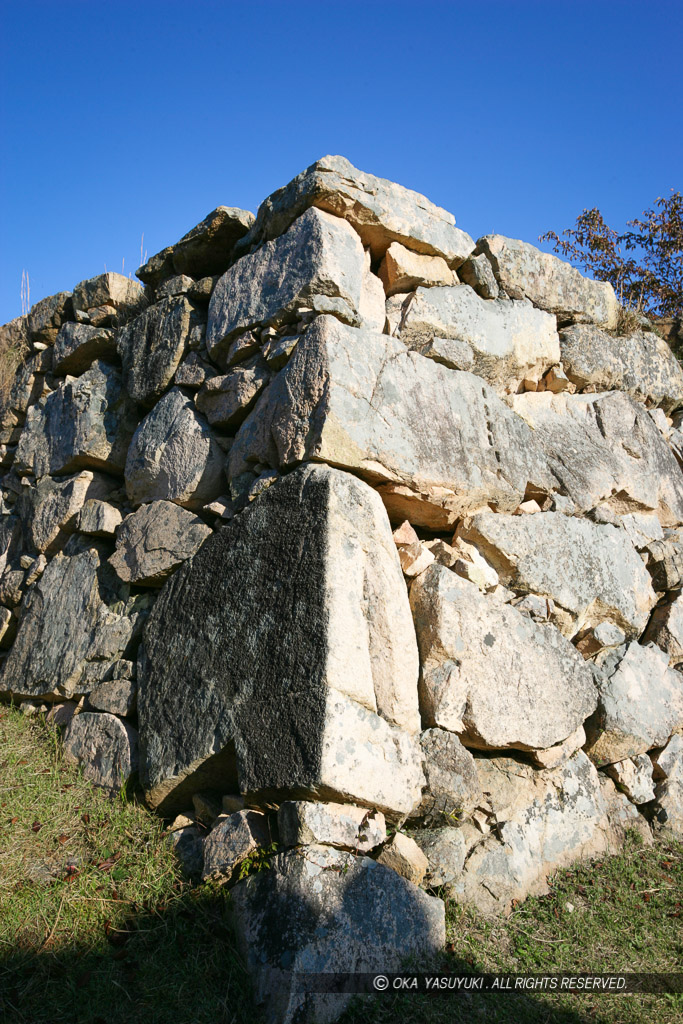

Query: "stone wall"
<box><xmin>2</xmin><ymin>155</ymin><xmax>683</xmax><ymax>1024</ymax></box>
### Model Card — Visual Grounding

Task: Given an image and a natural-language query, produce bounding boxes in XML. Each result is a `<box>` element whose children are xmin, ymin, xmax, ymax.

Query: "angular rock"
<box><xmin>195</xmin><ymin>357</ymin><xmax>270</xmax><ymax>429</ymax></box>
<box><xmin>278</xmin><ymin>801</ymin><xmax>386</xmax><ymax>853</ymax></box>
<box><xmin>458</xmin><ymin>253</ymin><xmax>499</xmax><ymax>299</ymax></box>
<box><xmin>0</xmin><ymin>541</ymin><xmax>150</xmax><ymax>701</ymax></box>
<box><xmin>559</xmin><ymin>324</ymin><xmax>683</xmax><ymax>414</ymax></box>
<box><xmin>15</xmin><ymin>361</ymin><xmax>138</xmax><ymax>478</ymax></box>
<box><xmin>243</xmin><ymin>154</ymin><xmax>473</xmax><ymax>268</ymax></box>
<box><xmin>475</xmin><ymin>235</ymin><xmax>619</xmax><ymax>328</ymax></box>
<box><xmin>137</xmin><ymin>206</ymin><xmax>255</xmax><ymax>287</ymax></box>
<box><xmin>642</xmin><ymin>592</ymin><xmax>683</xmax><ymax>666</ymax></box>
<box><xmin>88</xmin><ymin>677</ymin><xmax>136</xmax><ymax>716</ymax></box>
<box><xmin>229</xmin><ymin>315</ymin><xmax>554</xmax><ymax>530</ymax></box>
<box><xmin>207</xmin><ymin>207</ymin><xmax>367</xmax><ymax>358</ymax></box>
<box><xmin>138</xmin><ymin>466</ymin><xmax>422</xmax><ymax>817</ymax></box>
<box><xmin>651</xmin><ymin>780</ymin><xmax>683</xmax><ymax>836</ymax></box>
<box><xmin>18</xmin><ymin>471</ymin><xmax>115</xmax><ymax>555</ymax></box>
<box><xmin>72</xmin><ymin>273</ymin><xmax>147</xmax><ymax>317</ymax></box>
<box><xmin>231</xmin><ymin>844</ymin><xmax>445</xmax><ymax>1024</ymax></box>
<box><xmin>585</xmin><ymin>642</ymin><xmax>683</xmax><ymax>765</ymax></box>
<box><xmin>201</xmin><ymin>809</ymin><xmax>271</xmax><ymax>883</ymax></box>
<box><xmin>530</xmin><ymin>724</ymin><xmax>586</xmax><ymax>770</ymax></box>
<box><xmin>52</xmin><ymin>323</ymin><xmax>116</xmax><ymax>376</ymax></box>
<box><xmin>378</xmin><ymin>242</ymin><xmax>454</xmax><ymax>296</ymax></box>
<box><xmin>651</xmin><ymin>734</ymin><xmax>683</xmax><ymax>783</ymax></box>
<box><xmin>62</xmin><ymin>712</ymin><xmax>138</xmax><ymax>792</ymax></box>
<box><xmin>155</xmin><ymin>274</ymin><xmax>194</xmax><ymax>299</ymax></box>
<box><xmin>396</xmin><ymin>285</ymin><xmax>560</xmax><ymax>393</ymax></box>
<box><xmin>415</xmin><ymin>727</ymin><xmax>482</xmax><ymax>822</ymax></box>
<box><xmin>599</xmin><ymin>775</ymin><xmax>653</xmax><ymax>846</ymax></box>
<box><xmin>27</xmin><ymin>292</ymin><xmax>72</xmax><ymax>345</ymax></box>
<box><xmin>457</xmin><ymin>511</ymin><xmax>657</xmax><ymax>639</ymax></box>
<box><xmin>398</xmin><ymin>540</ymin><xmax>434</xmax><ymax>577</ymax></box>
<box><xmin>512</xmin><ymin>390</ymin><xmax>683</xmax><ymax>527</ymax></box>
<box><xmin>109</xmin><ymin>501</ymin><xmax>212</xmax><ymax>586</ymax></box>
<box><xmin>117</xmin><ymin>296</ymin><xmax>202</xmax><ymax>407</ymax></box>
<box><xmin>167</xmin><ymin>823</ymin><xmax>204</xmax><ymax>879</ymax></box>
<box><xmin>7</xmin><ymin>348</ymin><xmax>52</xmax><ymax>419</ymax></box>
<box><xmin>605</xmin><ymin>754</ymin><xmax>656</xmax><ymax>804</ymax></box>
<box><xmin>413</xmin><ymin>827</ymin><xmax>468</xmax><ymax>885</ymax></box>
<box><xmin>645</xmin><ymin>533</ymin><xmax>683</xmax><ymax>591</ymax></box>
<box><xmin>410</xmin><ymin>565</ymin><xmax>596</xmax><ymax>752</ymax></box>
<box><xmin>77</xmin><ymin>499</ymin><xmax>123</xmax><ymax>537</ymax></box>
<box><xmin>376</xmin><ymin>831</ymin><xmax>428</xmax><ymax>884</ymax></box>
<box><xmin>0</xmin><ymin>315</ymin><xmax>29</xmax><ymax>354</ymax></box>
<box><xmin>619</xmin><ymin>512</ymin><xmax>664</xmax><ymax>551</ymax></box>
<box><xmin>452</xmin><ymin>752</ymin><xmax>611</xmax><ymax>915</ymax></box>
<box><xmin>261</xmin><ymin>334</ymin><xmax>298</xmax><ymax>371</ymax></box>
<box><xmin>125</xmin><ymin>388</ymin><xmax>225</xmax><ymax>509</ymax></box>
<box><xmin>358</xmin><ymin>257</ymin><xmax>386</xmax><ymax>333</ymax></box>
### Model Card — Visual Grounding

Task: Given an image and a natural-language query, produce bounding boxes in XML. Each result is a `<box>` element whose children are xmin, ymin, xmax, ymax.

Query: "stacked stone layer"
<box><xmin>2</xmin><ymin>155</ymin><xmax>683</xmax><ymax>1024</ymax></box>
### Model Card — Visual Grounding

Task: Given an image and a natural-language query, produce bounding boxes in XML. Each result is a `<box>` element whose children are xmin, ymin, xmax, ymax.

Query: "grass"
<box><xmin>1</xmin><ymin>705</ymin><xmax>681</xmax><ymax>1024</ymax></box>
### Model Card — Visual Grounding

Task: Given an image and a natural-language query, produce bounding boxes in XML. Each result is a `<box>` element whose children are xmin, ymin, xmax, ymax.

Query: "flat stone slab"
<box><xmin>229</xmin><ymin>315</ymin><xmax>554</xmax><ymax>530</ymax></box>
<box><xmin>53</xmin><ymin>323</ymin><xmax>116</xmax><ymax>376</ymax></box>
<box><xmin>71</xmin><ymin>273</ymin><xmax>147</xmax><ymax>317</ymax></box>
<box><xmin>138</xmin><ymin>465</ymin><xmax>422</xmax><ymax>817</ymax></box>
<box><xmin>475</xmin><ymin>234</ymin><xmax>619</xmax><ymax>328</ymax></box>
<box><xmin>278</xmin><ymin>800</ymin><xmax>386</xmax><ymax>852</ymax></box>
<box><xmin>201</xmin><ymin>809</ymin><xmax>271</xmax><ymax>883</ymax></box>
<box><xmin>411</xmin><ymin>565</ymin><xmax>597</xmax><ymax>752</ymax></box>
<box><xmin>62</xmin><ymin>711</ymin><xmax>138</xmax><ymax>792</ymax></box>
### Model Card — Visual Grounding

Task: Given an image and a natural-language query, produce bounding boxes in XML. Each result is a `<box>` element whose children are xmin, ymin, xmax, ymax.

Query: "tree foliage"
<box><xmin>540</xmin><ymin>190</ymin><xmax>683</xmax><ymax>318</ymax></box>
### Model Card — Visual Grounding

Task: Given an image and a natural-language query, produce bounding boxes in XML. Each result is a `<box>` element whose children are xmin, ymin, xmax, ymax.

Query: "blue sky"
<box><xmin>1</xmin><ymin>0</ymin><xmax>681</xmax><ymax>324</ymax></box>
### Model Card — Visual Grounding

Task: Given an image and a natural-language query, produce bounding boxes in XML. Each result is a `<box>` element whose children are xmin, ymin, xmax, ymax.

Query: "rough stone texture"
<box><xmin>457</xmin><ymin>511</ymin><xmax>657</xmax><ymax>639</ymax></box>
<box><xmin>396</xmin><ymin>285</ymin><xmax>560</xmax><ymax>393</ymax></box>
<box><xmin>53</xmin><ymin>323</ymin><xmax>116</xmax><ymax>375</ymax></box>
<box><xmin>15</xmin><ymin>361</ymin><xmax>139</xmax><ymax>478</ymax></box>
<box><xmin>109</xmin><ymin>501</ymin><xmax>212</xmax><ymax>586</ymax></box>
<box><xmin>651</xmin><ymin>734</ymin><xmax>683</xmax><ymax>783</ymax></box>
<box><xmin>27</xmin><ymin>292</ymin><xmax>72</xmax><ymax>345</ymax></box>
<box><xmin>530</xmin><ymin>724</ymin><xmax>586</xmax><ymax>770</ymax></box>
<box><xmin>71</xmin><ymin>273</ymin><xmax>147</xmax><ymax>317</ymax></box>
<box><xmin>458</xmin><ymin>252</ymin><xmax>499</xmax><ymax>299</ymax></box>
<box><xmin>277</xmin><ymin>801</ymin><xmax>386</xmax><ymax>853</ymax></box>
<box><xmin>6</xmin><ymin>349</ymin><xmax>51</xmax><ymax>418</ymax></box>
<box><xmin>584</xmin><ymin>642</ymin><xmax>683</xmax><ymax>766</ymax></box>
<box><xmin>376</xmin><ymin>831</ymin><xmax>428</xmax><ymax>884</ymax></box>
<box><xmin>605</xmin><ymin>754</ymin><xmax>656</xmax><ymax>804</ymax></box>
<box><xmin>378</xmin><ymin>242</ymin><xmax>454</xmax><ymax>296</ymax></box>
<box><xmin>642</xmin><ymin>592</ymin><xmax>683</xmax><ymax>666</ymax></box>
<box><xmin>452</xmin><ymin>752</ymin><xmax>611</xmax><ymax>915</ymax></box>
<box><xmin>167</xmin><ymin>824</ymin><xmax>205</xmax><ymax>879</ymax></box>
<box><xmin>125</xmin><ymin>388</ymin><xmax>225</xmax><ymax>510</ymax></box>
<box><xmin>413</xmin><ymin>827</ymin><xmax>468</xmax><ymax>886</ymax></box>
<box><xmin>88</xmin><ymin>677</ymin><xmax>136</xmax><ymax>716</ymax></box>
<box><xmin>652</xmin><ymin>781</ymin><xmax>683</xmax><ymax>837</ymax></box>
<box><xmin>62</xmin><ymin>712</ymin><xmax>138</xmax><ymax>792</ymax></box>
<box><xmin>512</xmin><ymin>390</ymin><xmax>683</xmax><ymax>527</ymax></box>
<box><xmin>18</xmin><ymin>471</ymin><xmax>115</xmax><ymax>555</ymax></box>
<box><xmin>242</xmin><ymin>153</ymin><xmax>474</xmax><ymax>266</ymax></box>
<box><xmin>475</xmin><ymin>235</ymin><xmax>619</xmax><ymax>328</ymax></box>
<box><xmin>410</xmin><ymin>566</ymin><xmax>596</xmax><ymax>752</ymax></box>
<box><xmin>77</xmin><ymin>499</ymin><xmax>123</xmax><ymax>537</ymax></box>
<box><xmin>0</xmin><ymin>541</ymin><xmax>150</xmax><ymax>702</ymax></box>
<box><xmin>195</xmin><ymin>356</ymin><xmax>270</xmax><ymax>428</ymax></box>
<box><xmin>646</xmin><ymin>533</ymin><xmax>683</xmax><ymax>592</ymax></box>
<box><xmin>229</xmin><ymin>315</ymin><xmax>554</xmax><ymax>531</ymax></box>
<box><xmin>201</xmin><ymin>809</ymin><xmax>271</xmax><ymax>883</ymax></box>
<box><xmin>117</xmin><ymin>296</ymin><xmax>202</xmax><ymax>407</ymax></box>
<box><xmin>231</xmin><ymin>843</ymin><xmax>445</xmax><ymax>1024</ymax></box>
<box><xmin>207</xmin><ymin>207</ymin><xmax>368</xmax><ymax>358</ymax></box>
<box><xmin>415</xmin><ymin>727</ymin><xmax>482</xmax><ymax>822</ymax></box>
<box><xmin>137</xmin><ymin>206</ymin><xmax>255</xmax><ymax>287</ymax></box>
<box><xmin>559</xmin><ymin>324</ymin><xmax>683</xmax><ymax>414</ymax></box>
<box><xmin>138</xmin><ymin>466</ymin><xmax>422</xmax><ymax>817</ymax></box>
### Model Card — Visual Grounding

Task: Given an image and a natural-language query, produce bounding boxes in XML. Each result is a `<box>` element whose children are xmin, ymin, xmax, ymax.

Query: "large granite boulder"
<box><xmin>229</xmin><ymin>315</ymin><xmax>554</xmax><ymax>530</ymax></box>
<box><xmin>15</xmin><ymin>361</ymin><xmax>138</xmax><ymax>478</ymax></box>
<box><xmin>457</xmin><ymin>511</ymin><xmax>656</xmax><ymax>639</ymax></box>
<box><xmin>138</xmin><ymin>465</ymin><xmax>422</xmax><ymax>817</ymax></box>
<box><xmin>52</xmin><ymin>323</ymin><xmax>116</xmax><ymax>376</ymax></box>
<box><xmin>108</xmin><ymin>501</ymin><xmax>212</xmax><ymax>586</ymax></box>
<box><xmin>396</xmin><ymin>284</ymin><xmax>560</xmax><ymax>393</ymax></box>
<box><xmin>27</xmin><ymin>292</ymin><xmax>72</xmax><ymax>345</ymax></box>
<box><xmin>584</xmin><ymin>642</ymin><xmax>683</xmax><ymax>766</ymax></box>
<box><xmin>512</xmin><ymin>390</ymin><xmax>683</xmax><ymax>527</ymax></box>
<box><xmin>559</xmin><ymin>324</ymin><xmax>683</xmax><ymax>413</ymax></box>
<box><xmin>207</xmin><ymin>207</ymin><xmax>367</xmax><ymax>358</ymax></box>
<box><xmin>18</xmin><ymin>470</ymin><xmax>116</xmax><ymax>555</ymax></box>
<box><xmin>453</xmin><ymin>752</ymin><xmax>611</xmax><ymax>915</ymax></box>
<box><xmin>0</xmin><ymin>540</ymin><xmax>150</xmax><ymax>702</ymax></box>
<box><xmin>136</xmin><ymin>206</ymin><xmax>255</xmax><ymax>287</ymax></box>
<box><xmin>117</xmin><ymin>296</ymin><xmax>203</xmax><ymax>407</ymax></box>
<box><xmin>124</xmin><ymin>388</ymin><xmax>225</xmax><ymax>509</ymax></box>
<box><xmin>410</xmin><ymin>565</ymin><xmax>597</xmax><ymax>752</ymax></box>
<box><xmin>475</xmin><ymin>234</ymin><xmax>619</xmax><ymax>328</ymax></box>
<box><xmin>62</xmin><ymin>712</ymin><xmax>138</xmax><ymax>792</ymax></box>
<box><xmin>241</xmin><ymin>153</ymin><xmax>474</xmax><ymax>265</ymax></box>
<box><xmin>231</xmin><ymin>844</ymin><xmax>445</xmax><ymax>1024</ymax></box>
<box><xmin>71</xmin><ymin>272</ymin><xmax>147</xmax><ymax>317</ymax></box>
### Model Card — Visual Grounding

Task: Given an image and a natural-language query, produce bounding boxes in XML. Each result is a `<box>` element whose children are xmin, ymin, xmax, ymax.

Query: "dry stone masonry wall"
<box><xmin>2</xmin><ymin>154</ymin><xmax>683</xmax><ymax>1024</ymax></box>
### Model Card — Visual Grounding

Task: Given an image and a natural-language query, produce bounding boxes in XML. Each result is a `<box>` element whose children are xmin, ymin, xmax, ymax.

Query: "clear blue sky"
<box><xmin>1</xmin><ymin>0</ymin><xmax>681</xmax><ymax>324</ymax></box>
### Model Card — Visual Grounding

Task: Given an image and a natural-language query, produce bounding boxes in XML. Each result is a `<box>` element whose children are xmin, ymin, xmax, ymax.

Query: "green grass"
<box><xmin>1</xmin><ymin>705</ymin><xmax>681</xmax><ymax>1024</ymax></box>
